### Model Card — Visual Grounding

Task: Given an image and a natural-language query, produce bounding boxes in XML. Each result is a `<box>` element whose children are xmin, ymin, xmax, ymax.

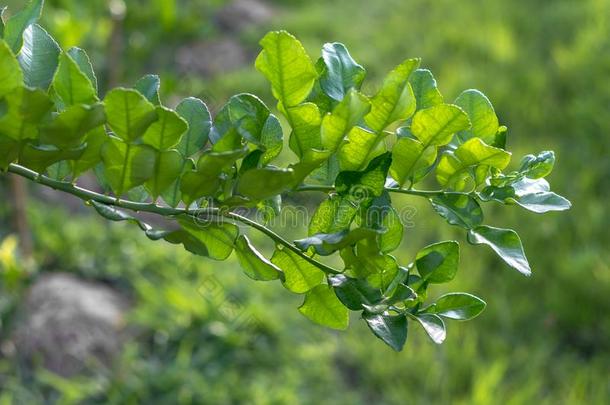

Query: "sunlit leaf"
<box><xmin>321</xmin><ymin>89</ymin><xmax>370</xmax><ymax>152</ymax></box>
<box><xmin>0</xmin><ymin>40</ymin><xmax>23</xmax><ymax>98</ymax></box>
<box><xmin>0</xmin><ymin>86</ymin><xmax>53</xmax><ymax>141</ymax></box>
<box><xmin>3</xmin><ymin>0</ymin><xmax>43</xmax><ymax>53</ymax></box>
<box><xmin>271</xmin><ymin>248</ymin><xmax>325</xmax><ymax>293</ymax></box>
<box><xmin>467</xmin><ymin>225</ymin><xmax>531</xmax><ymax>276</ymax></box>
<box><xmin>416</xmin><ymin>241</ymin><xmax>459</xmax><ymax>284</ymax></box>
<box><xmin>364</xmin><ymin>58</ymin><xmax>420</xmax><ymax>132</ymax></box>
<box><xmin>177</xmin><ymin>218</ymin><xmax>239</xmax><ymax>261</ymax></box>
<box><xmin>255</xmin><ymin>30</ymin><xmax>317</xmax><ymax>107</ymax></box>
<box><xmin>40</xmin><ymin>103</ymin><xmax>105</xmax><ymax>148</ymax></box>
<box><xmin>142</xmin><ymin>106</ymin><xmax>187</xmax><ymax>150</ymax></box>
<box><xmin>286</xmin><ymin>102</ymin><xmax>322</xmax><ymax>158</ymax></box>
<box><xmin>235</xmin><ymin>235</ymin><xmax>282</xmax><ymax>281</ymax></box>
<box><xmin>299</xmin><ymin>284</ymin><xmax>349</xmax><ymax>330</ymax></box>
<box><xmin>53</xmin><ymin>52</ymin><xmax>98</xmax><ymax>106</ymax></box>
<box><xmin>411</xmin><ymin>104</ymin><xmax>470</xmax><ymax>146</ymax></box>
<box><xmin>104</xmin><ymin>88</ymin><xmax>158</xmax><ymax>142</ymax></box>
<box><xmin>101</xmin><ymin>136</ymin><xmax>156</xmax><ymax>195</ymax></box>
<box><xmin>436</xmin><ymin>138</ymin><xmax>511</xmax><ymax>189</ymax></box>
<box><xmin>454</xmin><ymin>89</ymin><xmax>499</xmax><ymax>145</ymax></box>
<box><xmin>410</xmin><ymin>69</ymin><xmax>443</xmax><ymax>111</ymax></box>
<box><xmin>145</xmin><ymin>149</ymin><xmax>184</xmax><ymax>199</ymax></box>
<box><xmin>237</xmin><ymin>167</ymin><xmax>294</xmax><ymax>200</ymax></box>
<box><xmin>338</xmin><ymin>126</ymin><xmax>386</xmax><ymax>171</ymax></box>
<box><xmin>67</xmin><ymin>47</ymin><xmax>97</xmax><ymax>92</ymax></box>
<box><xmin>425</xmin><ymin>293</ymin><xmax>486</xmax><ymax>320</ymax></box>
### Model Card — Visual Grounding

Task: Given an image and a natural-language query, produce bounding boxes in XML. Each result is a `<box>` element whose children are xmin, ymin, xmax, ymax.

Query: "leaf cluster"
<box><xmin>0</xmin><ymin>1</ymin><xmax>570</xmax><ymax>350</ymax></box>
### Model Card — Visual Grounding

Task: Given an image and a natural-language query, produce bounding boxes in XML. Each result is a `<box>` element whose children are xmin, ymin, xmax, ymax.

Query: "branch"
<box><xmin>295</xmin><ymin>184</ymin><xmax>446</xmax><ymax>197</ymax></box>
<box><xmin>6</xmin><ymin>163</ymin><xmax>341</xmax><ymax>275</ymax></box>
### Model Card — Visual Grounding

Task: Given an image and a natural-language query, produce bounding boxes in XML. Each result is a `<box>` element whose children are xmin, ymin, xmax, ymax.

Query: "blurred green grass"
<box><xmin>0</xmin><ymin>0</ymin><xmax>609</xmax><ymax>403</ymax></box>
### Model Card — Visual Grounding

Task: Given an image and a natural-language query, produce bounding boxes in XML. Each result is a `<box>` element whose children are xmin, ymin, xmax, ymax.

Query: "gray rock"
<box><xmin>176</xmin><ymin>38</ymin><xmax>251</xmax><ymax>76</ymax></box>
<box><xmin>13</xmin><ymin>273</ymin><xmax>129</xmax><ymax>376</ymax></box>
<box><xmin>215</xmin><ymin>0</ymin><xmax>274</xmax><ymax>33</ymax></box>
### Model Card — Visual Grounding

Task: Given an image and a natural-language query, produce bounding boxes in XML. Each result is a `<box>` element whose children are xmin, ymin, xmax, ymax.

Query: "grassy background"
<box><xmin>0</xmin><ymin>0</ymin><xmax>609</xmax><ymax>403</ymax></box>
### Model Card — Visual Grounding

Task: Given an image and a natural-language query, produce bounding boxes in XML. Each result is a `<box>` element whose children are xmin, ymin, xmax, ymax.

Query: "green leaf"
<box><xmin>480</xmin><ymin>178</ymin><xmax>571</xmax><ymax>214</ymax></box>
<box><xmin>308</xmin><ymin>194</ymin><xmax>358</xmax><ymax>235</ymax></box>
<box><xmin>436</xmin><ymin>138</ymin><xmax>511</xmax><ymax>190</ymax></box>
<box><xmin>226</xmin><ymin>93</ymin><xmax>283</xmax><ymax>164</ymax></box>
<box><xmin>337</xmin><ymin>125</ymin><xmax>386</xmax><ymax>171</ymax></box>
<box><xmin>175</xmin><ymin>97</ymin><xmax>211</xmax><ymax>158</ymax></box>
<box><xmin>40</xmin><ymin>103</ymin><xmax>105</xmax><ymax>148</ymax></box>
<box><xmin>416</xmin><ymin>241</ymin><xmax>459</xmax><ymax>283</ymax></box>
<box><xmin>0</xmin><ymin>135</ymin><xmax>20</xmax><ymax>169</ymax></box>
<box><xmin>467</xmin><ymin>225</ymin><xmax>531</xmax><ymax>276</ymax></box>
<box><xmin>255</xmin><ymin>30</ymin><xmax>317</xmax><ymax>107</ymax></box>
<box><xmin>298</xmin><ymin>284</ymin><xmax>349</xmax><ymax>330</ymax></box>
<box><xmin>0</xmin><ymin>7</ymin><xmax>6</xmax><ymax>37</ymax></box>
<box><xmin>53</xmin><ymin>52</ymin><xmax>98</xmax><ymax>106</ymax></box>
<box><xmin>3</xmin><ymin>0</ymin><xmax>43</xmax><ymax>53</ymax></box>
<box><xmin>519</xmin><ymin>150</ymin><xmax>555</xmax><ymax>179</ymax></box>
<box><xmin>454</xmin><ymin>89</ymin><xmax>499</xmax><ymax>145</ymax></box>
<box><xmin>180</xmin><ymin>147</ymin><xmax>247</xmax><ymax>204</ymax></box>
<box><xmin>289</xmin><ymin>149</ymin><xmax>332</xmax><ymax>185</ymax></box>
<box><xmin>361</xmin><ymin>192</ymin><xmax>403</xmax><ymax>253</ymax></box>
<box><xmin>177</xmin><ymin>218</ymin><xmax>239</xmax><ymax>261</ymax></box>
<box><xmin>134</xmin><ymin>74</ymin><xmax>161</xmax><ymax>105</ymax></box>
<box><xmin>210</xmin><ymin>105</ymin><xmax>243</xmax><ymax>151</ymax></box>
<box><xmin>383</xmin><ymin>279</ymin><xmax>416</xmax><ymax>305</ymax></box>
<box><xmin>295</xmin><ymin>228</ymin><xmax>380</xmax><ymax>256</ymax></box>
<box><xmin>389</xmin><ymin>137</ymin><xmax>436</xmax><ymax>185</ymax></box>
<box><xmin>89</xmin><ymin>200</ymin><xmax>163</xmax><ymax>237</ymax></box>
<box><xmin>286</xmin><ymin>102</ymin><xmax>322</xmax><ymax>158</ymax></box>
<box><xmin>66</xmin><ymin>47</ymin><xmax>97</xmax><ymax>92</ymax></box>
<box><xmin>18</xmin><ymin>24</ymin><xmax>60</xmax><ymax>89</ymax></box>
<box><xmin>364</xmin><ymin>58</ymin><xmax>420</xmax><ymax>132</ymax></box>
<box><xmin>19</xmin><ymin>143</ymin><xmax>85</xmax><ymax>173</ymax></box>
<box><xmin>355</xmin><ymin>253</ymin><xmax>399</xmax><ymax>291</ymax></box>
<box><xmin>236</xmin><ymin>167</ymin><xmax>294</xmax><ymax>200</ymax></box>
<box><xmin>410</xmin><ymin>69</ymin><xmax>443</xmax><ymax>111</ymax></box>
<box><xmin>411</xmin><ymin>104</ymin><xmax>471</xmax><ymax>147</ymax></box>
<box><xmin>329</xmin><ymin>274</ymin><xmax>382</xmax><ymax>310</ymax></box>
<box><xmin>0</xmin><ymin>86</ymin><xmax>53</xmax><ymax>141</ymax></box>
<box><xmin>46</xmin><ymin>160</ymin><xmax>71</xmax><ymax>180</ymax></box>
<box><xmin>161</xmin><ymin>158</ymin><xmax>194</xmax><ymax>208</ymax></box>
<box><xmin>145</xmin><ymin>149</ymin><xmax>183</xmax><ymax>198</ymax></box>
<box><xmin>426</xmin><ymin>292</ymin><xmax>486</xmax><ymax>320</ymax></box>
<box><xmin>321</xmin><ymin>89</ymin><xmax>370</xmax><ymax>152</ymax></box>
<box><xmin>412</xmin><ymin>313</ymin><xmax>446</xmax><ymax>344</ymax></box>
<box><xmin>104</xmin><ymin>88</ymin><xmax>158</xmax><ymax>142</ymax></box>
<box><xmin>364</xmin><ymin>313</ymin><xmax>407</xmax><ymax>351</ymax></box>
<box><xmin>319</xmin><ymin>42</ymin><xmax>366</xmax><ymax>101</ymax></box>
<box><xmin>271</xmin><ymin>248</ymin><xmax>325</xmax><ymax>293</ymax></box>
<box><xmin>72</xmin><ymin>126</ymin><xmax>107</xmax><ymax>178</ymax></box>
<box><xmin>0</xmin><ymin>40</ymin><xmax>23</xmax><ymax>98</ymax></box>
<box><xmin>141</xmin><ymin>106</ymin><xmax>187</xmax><ymax>150</ymax></box>
<box><xmin>101</xmin><ymin>137</ymin><xmax>156</xmax><ymax>196</ymax></box>
<box><xmin>430</xmin><ymin>192</ymin><xmax>484</xmax><ymax>229</ymax></box>
<box><xmin>234</xmin><ymin>235</ymin><xmax>282</xmax><ymax>281</ymax></box>
<box><xmin>258</xmin><ymin>114</ymin><xmax>284</xmax><ymax>164</ymax></box>
<box><xmin>512</xmin><ymin>186</ymin><xmax>571</xmax><ymax>213</ymax></box>
<box><xmin>336</xmin><ymin>152</ymin><xmax>392</xmax><ymax>200</ymax></box>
